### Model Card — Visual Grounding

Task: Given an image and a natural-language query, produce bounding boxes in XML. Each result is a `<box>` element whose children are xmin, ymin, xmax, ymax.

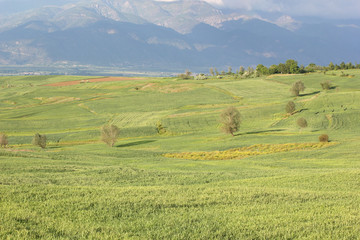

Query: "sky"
<box><xmin>0</xmin><ymin>0</ymin><xmax>359</xmax><ymax>19</ymax></box>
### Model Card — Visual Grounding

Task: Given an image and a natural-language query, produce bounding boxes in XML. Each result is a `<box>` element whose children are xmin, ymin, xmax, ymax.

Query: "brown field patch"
<box><xmin>43</xmin><ymin>77</ymin><xmax>145</xmax><ymax>87</ymax></box>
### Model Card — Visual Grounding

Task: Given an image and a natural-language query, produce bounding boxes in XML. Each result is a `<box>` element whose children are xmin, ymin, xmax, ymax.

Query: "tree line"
<box><xmin>206</xmin><ymin>60</ymin><xmax>360</xmax><ymax>78</ymax></box>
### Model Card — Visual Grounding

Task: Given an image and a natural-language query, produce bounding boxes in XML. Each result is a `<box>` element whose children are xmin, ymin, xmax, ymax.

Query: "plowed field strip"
<box><xmin>43</xmin><ymin>77</ymin><xmax>145</xmax><ymax>87</ymax></box>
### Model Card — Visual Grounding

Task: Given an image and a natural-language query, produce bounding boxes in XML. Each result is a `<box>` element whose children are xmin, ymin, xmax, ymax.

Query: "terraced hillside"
<box><xmin>0</xmin><ymin>71</ymin><xmax>360</xmax><ymax>239</ymax></box>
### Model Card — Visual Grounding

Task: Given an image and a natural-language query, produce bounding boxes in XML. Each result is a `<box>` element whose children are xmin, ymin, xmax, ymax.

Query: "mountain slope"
<box><xmin>0</xmin><ymin>0</ymin><xmax>359</xmax><ymax>72</ymax></box>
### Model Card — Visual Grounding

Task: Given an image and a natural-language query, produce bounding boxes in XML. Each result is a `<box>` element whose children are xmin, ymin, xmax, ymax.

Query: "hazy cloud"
<box><xmin>205</xmin><ymin>0</ymin><xmax>360</xmax><ymax>18</ymax></box>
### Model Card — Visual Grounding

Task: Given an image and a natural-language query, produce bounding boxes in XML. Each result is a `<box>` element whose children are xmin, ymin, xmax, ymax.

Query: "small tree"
<box><xmin>101</xmin><ymin>124</ymin><xmax>120</xmax><ymax>147</ymax></box>
<box><xmin>297</xmin><ymin>117</ymin><xmax>308</xmax><ymax>129</ymax></box>
<box><xmin>320</xmin><ymin>80</ymin><xmax>332</xmax><ymax>90</ymax></box>
<box><xmin>209</xmin><ymin>67</ymin><xmax>214</xmax><ymax>76</ymax></box>
<box><xmin>319</xmin><ymin>134</ymin><xmax>329</xmax><ymax>142</ymax></box>
<box><xmin>285</xmin><ymin>101</ymin><xmax>296</xmax><ymax>114</ymax></box>
<box><xmin>220</xmin><ymin>106</ymin><xmax>241</xmax><ymax>136</ymax></box>
<box><xmin>33</xmin><ymin>133</ymin><xmax>46</xmax><ymax>149</ymax></box>
<box><xmin>178</xmin><ymin>70</ymin><xmax>192</xmax><ymax>79</ymax></box>
<box><xmin>0</xmin><ymin>133</ymin><xmax>8</xmax><ymax>148</ymax></box>
<box><xmin>290</xmin><ymin>81</ymin><xmax>305</xmax><ymax>96</ymax></box>
<box><xmin>239</xmin><ymin>66</ymin><xmax>245</xmax><ymax>75</ymax></box>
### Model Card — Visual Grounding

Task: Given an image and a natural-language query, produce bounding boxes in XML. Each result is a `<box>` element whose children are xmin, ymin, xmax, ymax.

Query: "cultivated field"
<box><xmin>1</xmin><ymin>70</ymin><xmax>360</xmax><ymax>239</ymax></box>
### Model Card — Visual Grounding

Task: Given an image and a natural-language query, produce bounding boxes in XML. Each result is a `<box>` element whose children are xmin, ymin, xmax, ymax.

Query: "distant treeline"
<box><xmin>206</xmin><ymin>60</ymin><xmax>360</xmax><ymax>78</ymax></box>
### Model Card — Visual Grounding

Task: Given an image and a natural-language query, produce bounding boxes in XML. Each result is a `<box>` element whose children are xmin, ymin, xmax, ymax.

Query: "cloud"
<box><xmin>203</xmin><ymin>0</ymin><xmax>360</xmax><ymax>19</ymax></box>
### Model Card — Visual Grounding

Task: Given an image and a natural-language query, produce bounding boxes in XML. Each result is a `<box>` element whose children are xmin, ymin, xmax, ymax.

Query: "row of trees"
<box><xmin>207</xmin><ymin>60</ymin><xmax>360</xmax><ymax>79</ymax></box>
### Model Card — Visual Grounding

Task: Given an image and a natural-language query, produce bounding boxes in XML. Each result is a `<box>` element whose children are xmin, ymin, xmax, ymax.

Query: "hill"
<box><xmin>1</xmin><ymin>70</ymin><xmax>360</xmax><ymax>238</ymax></box>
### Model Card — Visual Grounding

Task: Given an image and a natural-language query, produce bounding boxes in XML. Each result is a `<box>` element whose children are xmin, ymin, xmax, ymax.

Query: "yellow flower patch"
<box><xmin>164</xmin><ymin>142</ymin><xmax>337</xmax><ymax>160</ymax></box>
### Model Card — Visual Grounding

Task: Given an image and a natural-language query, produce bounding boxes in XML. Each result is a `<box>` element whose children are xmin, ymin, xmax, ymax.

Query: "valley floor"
<box><xmin>1</xmin><ymin>71</ymin><xmax>360</xmax><ymax>239</ymax></box>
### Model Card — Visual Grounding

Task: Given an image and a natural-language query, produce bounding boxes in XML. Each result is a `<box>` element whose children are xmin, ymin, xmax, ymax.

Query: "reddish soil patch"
<box><xmin>43</xmin><ymin>77</ymin><xmax>144</xmax><ymax>87</ymax></box>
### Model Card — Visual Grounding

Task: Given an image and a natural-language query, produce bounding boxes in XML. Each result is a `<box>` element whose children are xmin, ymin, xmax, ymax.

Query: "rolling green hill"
<box><xmin>1</xmin><ymin>71</ymin><xmax>360</xmax><ymax>239</ymax></box>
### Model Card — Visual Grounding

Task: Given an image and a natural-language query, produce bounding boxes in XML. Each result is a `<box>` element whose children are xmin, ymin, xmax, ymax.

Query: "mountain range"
<box><xmin>0</xmin><ymin>0</ymin><xmax>359</xmax><ymax>72</ymax></box>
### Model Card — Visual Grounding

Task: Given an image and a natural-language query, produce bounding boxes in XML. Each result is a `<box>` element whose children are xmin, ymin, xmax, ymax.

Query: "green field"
<box><xmin>1</xmin><ymin>71</ymin><xmax>360</xmax><ymax>239</ymax></box>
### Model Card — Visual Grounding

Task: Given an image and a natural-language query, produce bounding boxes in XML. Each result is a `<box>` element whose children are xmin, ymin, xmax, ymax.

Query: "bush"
<box><xmin>285</xmin><ymin>101</ymin><xmax>296</xmax><ymax>114</ymax></box>
<box><xmin>156</xmin><ymin>121</ymin><xmax>166</xmax><ymax>135</ymax></box>
<box><xmin>319</xmin><ymin>134</ymin><xmax>329</xmax><ymax>142</ymax></box>
<box><xmin>101</xmin><ymin>124</ymin><xmax>120</xmax><ymax>147</ymax></box>
<box><xmin>320</xmin><ymin>80</ymin><xmax>332</xmax><ymax>90</ymax></box>
<box><xmin>220</xmin><ymin>106</ymin><xmax>241</xmax><ymax>136</ymax></box>
<box><xmin>178</xmin><ymin>70</ymin><xmax>192</xmax><ymax>79</ymax></box>
<box><xmin>290</xmin><ymin>81</ymin><xmax>305</xmax><ymax>96</ymax></box>
<box><xmin>194</xmin><ymin>74</ymin><xmax>207</xmax><ymax>80</ymax></box>
<box><xmin>297</xmin><ymin>118</ymin><xmax>308</xmax><ymax>128</ymax></box>
<box><xmin>0</xmin><ymin>133</ymin><xmax>8</xmax><ymax>148</ymax></box>
<box><xmin>33</xmin><ymin>133</ymin><xmax>47</xmax><ymax>148</ymax></box>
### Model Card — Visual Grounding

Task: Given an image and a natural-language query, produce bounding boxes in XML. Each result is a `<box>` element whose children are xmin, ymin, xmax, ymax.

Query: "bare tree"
<box><xmin>285</xmin><ymin>101</ymin><xmax>296</xmax><ymax>114</ymax></box>
<box><xmin>101</xmin><ymin>124</ymin><xmax>120</xmax><ymax>147</ymax></box>
<box><xmin>220</xmin><ymin>106</ymin><xmax>241</xmax><ymax>136</ymax></box>
<box><xmin>0</xmin><ymin>133</ymin><xmax>8</xmax><ymax>148</ymax></box>
<box><xmin>33</xmin><ymin>133</ymin><xmax>46</xmax><ymax>148</ymax></box>
<box><xmin>297</xmin><ymin>118</ymin><xmax>308</xmax><ymax>129</ymax></box>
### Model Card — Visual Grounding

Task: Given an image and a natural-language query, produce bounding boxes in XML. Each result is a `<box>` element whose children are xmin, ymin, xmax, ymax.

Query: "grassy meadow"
<box><xmin>1</xmin><ymin>71</ymin><xmax>360</xmax><ymax>239</ymax></box>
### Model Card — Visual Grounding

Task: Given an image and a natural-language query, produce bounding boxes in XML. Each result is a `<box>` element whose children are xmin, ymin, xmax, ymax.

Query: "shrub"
<box><xmin>178</xmin><ymin>70</ymin><xmax>192</xmax><ymax>79</ymax></box>
<box><xmin>297</xmin><ymin>118</ymin><xmax>308</xmax><ymax>128</ymax></box>
<box><xmin>0</xmin><ymin>133</ymin><xmax>8</xmax><ymax>148</ymax></box>
<box><xmin>285</xmin><ymin>101</ymin><xmax>296</xmax><ymax>114</ymax></box>
<box><xmin>156</xmin><ymin>121</ymin><xmax>166</xmax><ymax>135</ymax></box>
<box><xmin>101</xmin><ymin>124</ymin><xmax>120</xmax><ymax>147</ymax></box>
<box><xmin>33</xmin><ymin>133</ymin><xmax>46</xmax><ymax>148</ymax></box>
<box><xmin>194</xmin><ymin>74</ymin><xmax>207</xmax><ymax>80</ymax></box>
<box><xmin>320</xmin><ymin>80</ymin><xmax>332</xmax><ymax>90</ymax></box>
<box><xmin>220</xmin><ymin>106</ymin><xmax>241</xmax><ymax>136</ymax></box>
<box><xmin>319</xmin><ymin>134</ymin><xmax>329</xmax><ymax>142</ymax></box>
<box><xmin>290</xmin><ymin>81</ymin><xmax>305</xmax><ymax>96</ymax></box>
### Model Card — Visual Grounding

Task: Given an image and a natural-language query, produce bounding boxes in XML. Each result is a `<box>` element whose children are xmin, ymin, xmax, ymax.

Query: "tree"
<box><xmin>256</xmin><ymin>64</ymin><xmax>269</xmax><ymax>76</ymax></box>
<box><xmin>278</xmin><ymin>63</ymin><xmax>287</xmax><ymax>74</ymax></box>
<box><xmin>0</xmin><ymin>133</ymin><xmax>8</xmax><ymax>148</ymax></box>
<box><xmin>239</xmin><ymin>66</ymin><xmax>245</xmax><ymax>75</ymax></box>
<box><xmin>178</xmin><ymin>69</ymin><xmax>192</xmax><ymax>79</ymax></box>
<box><xmin>228</xmin><ymin>66</ymin><xmax>232</xmax><ymax>75</ymax></box>
<box><xmin>340</xmin><ymin>61</ymin><xmax>346</xmax><ymax>69</ymax></box>
<box><xmin>328</xmin><ymin>62</ymin><xmax>335</xmax><ymax>70</ymax></box>
<box><xmin>101</xmin><ymin>124</ymin><xmax>120</xmax><ymax>147</ymax></box>
<box><xmin>209</xmin><ymin>67</ymin><xmax>214</xmax><ymax>76</ymax></box>
<box><xmin>33</xmin><ymin>133</ymin><xmax>46</xmax><ymax>149</ymax></box>
<box><xmin>290</xmin><ymin>80</ymin><xmax>305</xmax><ymax>96</ymax></box>
<box><xmin>319</xmin><ymin>134</ymin><xmax>329</xmax><ymax>142</ymax></box>
<box><xmin>297</xmin><ymin>118</ymin><xmax>308</xmax><ymax>129</ymax></box>
<box><xmin>285</xmin><ymin>59</ymin><xmax>300</xmax><ymax>74</ymax></box>
<box><xmin>320</xmin><ymin>80</ymin><xmax>332</xmax><ymax>90</ymax></box>
<box><xmin>269</xmin><ymin>65</ymin><xmax>279</xmax><ymax>74</ymax></box>
<box><xmin>285</xmin><ymin>101</ymin><xmax>296</xmax><ymax>114</ymax></box>
<box><xmin>220</xmin><ymin>106</ymin><xmax>241</xmax><ymax>136</ymax></box>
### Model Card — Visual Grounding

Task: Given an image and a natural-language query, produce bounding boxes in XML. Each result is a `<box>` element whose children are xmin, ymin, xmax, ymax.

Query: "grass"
<box><xmin>1</xmin><ymin>70</ymin><xmax>360</xmax><ymax>239</ymax></box>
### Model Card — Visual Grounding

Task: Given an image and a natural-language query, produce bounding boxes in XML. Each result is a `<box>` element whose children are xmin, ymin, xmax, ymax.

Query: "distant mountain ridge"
<box><xmin>0</xmin><ymin>0</ymin><xmax>359</xmax><ymax>72</ymax></box>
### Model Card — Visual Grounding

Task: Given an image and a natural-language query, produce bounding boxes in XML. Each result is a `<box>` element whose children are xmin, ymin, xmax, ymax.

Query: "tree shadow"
<box><xmin>299</xmin><ymin>91</ymin><xmax>320</xmax><ymax>97</ymax></box>
<box><xmin>116</xmin><ymin>140</ymin><xmax>156</xmax><ymax>148</ymax></box>
<box><xmin>235</xmin><ymin>129</ymin><xmax>285</xmax><ymax>136</ymax></box>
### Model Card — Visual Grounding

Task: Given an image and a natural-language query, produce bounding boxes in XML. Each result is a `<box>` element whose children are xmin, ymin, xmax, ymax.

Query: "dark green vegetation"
<box><xmin>1</xmin><ymin>71</ymin><xmax>360</xmax><ymax>239</ymax></box>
